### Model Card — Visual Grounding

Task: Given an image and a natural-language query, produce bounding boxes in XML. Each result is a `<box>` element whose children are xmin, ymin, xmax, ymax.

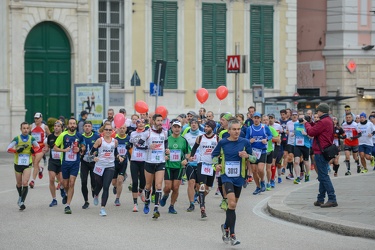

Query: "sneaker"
<box><xmin>253</xmin><ymin>187</ymin><xmax>261</xmax><ymax>195</ymax></box>
<box><xmin>19</xmin><ymin>202</ymin><xmax>26</xmax><ymax>211</ymax></box>
<box><xmin>230</xmin><ymin>234</ymin><xmax>240</xmax><ymax>246</ymax></box>
<box><xmin>62</xmin><ymin>195</ymin><xmax>67</xmax><ymax>205</ymax></box>
<box><xmin>143</xmin><ymin>201</ymin><xmax>150</xmax><ymax>214</ymax></box>
<box><xmin>64</xmin><ymin>206</ymin><xmax>72</xmax><ymax>214</ymax></box>
<box><xmin>357</xmin><ymin>165</ymin><xmax>361</xmax><ymax>173</ymax></box>
<box><xmin>270</xmin><ymin>179</ymin><xmax>275</xmax><ymax>188</ymax></box>
<box><xmin>277</xmin><ymin>177</ymin><xmax>282</xmax><ymax>183</ymax></box>
<box><xmin>334</xmin><ymin>172</ymin><xmax>337</xmax><ymax>177</ymax></box>
<box><xmin>56</xmin><ymin>183</ymin><xmax>60</xmax><ymax>190</ymax></box>
<box><xmin>168</xmin><ymin>205</ymin><xmax>177</xmax><ymax>214</ymax></box>
<box><xmin>100</xmin><ymin>208</ymin><xmax>107</xmax><ymax>216</ymax></box>
<box><xmin>286</xmin><ymin>174</ymin><xmax>294</xmax><ymax>180</ymax></box>
<box><xmin>160</xmin><ymin>195</ymin><xmax>168</xmax><ymax>207</ymax></box>
<box><xmin>220</xmin><ymin>199</ymin><xmax>228</xmax><ymax>211</ymax></box>
<box><xmin>300</xmin><ymin>173</ymin><xmax>304</xmax><ymax>180</ymax></box>
<box><xmin>345</xmin><ymin>171</ymin><xmax>351</xmax><ymax>176</ymax></box>
<box><xmin>242</xmin><ymin>180</ymin><xmax>248</xmax><ymax>188</ymax></box>
<box><xmin>260</xmin><ymin>181</ymin><xmax>266</xmax><ymax>192</ymax></box>
<box><xmin>49</xmin><ymin>199</ymin><xmax>58</xmax><ymax>207</ymax></box>
<box><xmin>293</xmin><ymin>177</ymin><xmax>301</xmax><ymax>184</ymax></box>
<box><xmin>152</xmin><ymin>209</ymin><xmax>160</xmax><ymax>219</ymax></box>
<box><xmin>221</xmin><ymin>224</ymin><xmax>229</xmax><ymax>244</ymax></box>
<box><xmin>361</xmin><ymin>168</ymin><xmax>368</xmax><ymax>173</ymax></box>
<box><xmin>181</xmin><ymin>179</ymin><xmax>185</xmax><ymax>185</ymax></box>
<box><xmin>60</xmin><ymin>188</ymin><xmax>66</xmax><ymax>199</ymax></box>
<box><xmin>281</xmin><ymin>168</ymin><xmax>285</xmax><ymax>175</ymax></box>
<box><xmin>82</xmin><ymin>201</ymin><xmax>89</xmax><ymax>209</ymax></box>
<box><xmin>133</xmin><ymin>204</ymin><xmax>139</xmax><ymax>212</ymax></box>
<box><xmin>128</xmin><ymin>183</ymin><xmax>132</xmax><ymax>191</ymax></box>
<box><xmin>201</xmin><ymin>208</ymin><xmax>207</xmax><ymax>218</ymax></box>
<box><xmin>215</xmin><ymin>188</ymin><xmax>220</xmax><ymax>195</ymax></box>
<box><xmin>247</xmin><ymin>176</ymin><xmax>253</xmax><ymax>182</ymax></box>
<box><xmin>38</xmin><ymin>167</ymin><xmax>44</xmax><ymax>179</ymax></box>
<box><xmin>151</xmin><ymin>194</ymin><xmax>155</xmax><ymax>203</ymax></box>
<box><xmin>194</xmin><ymin>193</ymin><xmax>198</xmax><ymax>203</ymax></box>
<box><xmin>138</xmin><ymin>191</ymin><xmax>146</xmax><ymax>202</ymax></box>
<box><xmin>371</xmin><ymin>156</ymin><xmax>375</xmax><ymax>167</ymax></box>
<box><xmin>29</xmin><ymin>180</ymin><xmax>35</xmax><ymax>189</ymax></box>
<box><xmin>187</xmin><ymin>203</ymin><xmax>195</xmax><ymax>212</ymax></box>
<box><xmin>93</xmin><ymin>195</ymin><xmax>99</xmax><ymax>206</ymax></box>
<box><xmin>114</xmin><ymin>198</ymin><xmax>121</xmax><ymax>206</ymax></box>
<box><xmin>113</xmin><ymin>186</ymin><xmax>117</xmax><ymax>195</ymax></box>
<box><xmin>305</xmin><ymin>175</ymin><xmax>310</xmax><ymax>182</ymax></box>
<box><xmin>311</xmin><ymin>164</ymin><xmax>315</xmax><ymax>170</ymax></box>
<box><xmin>373</xmin><ymin>166</ymin><xmax>375</xmax><ymax>171</ymax></box>
<box><xmin>328</xmin><ymin>166</ymin><xmax>332</xmax><ymax>173</ymax></box>
<box><xmin>17</xmin><ymin>197</ymin><xmax>22</xmax><ymax>206</ymax></box>
<box><xmin>266</xmin><ymin>183</ymin><xmax>271</xmax><ymax>191</ymax></box>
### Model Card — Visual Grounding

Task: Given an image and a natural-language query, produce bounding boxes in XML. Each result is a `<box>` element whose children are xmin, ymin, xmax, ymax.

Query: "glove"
<box><xmin>16</xmin><ymin>144</ymin><xmax>28</xmax><ymax>153</ymax></box>
<box><xmin>30</xmin><ymin>147</ymin><xmax>35</xmax><ymax>154</ymax></box>
<box><xmin>249</xmin><ymin>155</ymin><xmax>257</xmax><ymax>164</ymax></box>
<box><xmin>125</xmin><ymin>144</ymin><xmax>132</xmax><ymax>150</ymax></box>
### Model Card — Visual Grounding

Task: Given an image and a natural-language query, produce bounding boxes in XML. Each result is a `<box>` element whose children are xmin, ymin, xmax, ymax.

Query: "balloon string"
<box><xmin>218</xmin><ymin>101</ymin><xmax>222</xmax><ymax>114</ymax></box>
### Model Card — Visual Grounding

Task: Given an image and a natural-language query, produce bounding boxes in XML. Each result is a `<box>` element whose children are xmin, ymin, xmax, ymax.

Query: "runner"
<box><xmin>268</xmin><ymin>114</ymin><xmax>283</xmax><ymax>185</ymax></box>
<box><xmin>29</xmin><ymin>112</ymin><xmax>51</xmax><ymax>188</ymax></box>
<box><xmin>342</xmin><ymin>113</ymin><xmax>361</xmax><ymax>175</ymax></box>
<box><xmin>53</xmin><ymin>118</ymin><xmax>85</xmax><ymax>214</ymax></box>
<box><xmin>212</xmin><ymin>119</ymin><xmax>253</xmax><ymax>246</ymax></box>
<box><xmin>285</xmin><ymin>110</ymin><xmax>298</xmax><ymax>180</ymax></box>
<box><xmin>357</xmin><ymin>112</ymin><xmax>374</xmax><ymax>173</ymax></box>
<box><xmin>7</xmin><ymin>122</ymin><xmax>40</xmax><ymax>210</ymax></box>
<box><xmin>331</xmin><ymin>117</ymin><xmax>346</xmax><ymax>177</ymax></box>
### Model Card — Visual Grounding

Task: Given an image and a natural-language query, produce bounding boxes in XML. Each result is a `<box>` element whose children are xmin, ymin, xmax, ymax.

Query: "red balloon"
<box><xmin>134</xmin><ymin>100</ymin><xmax>149</xmax><ymax>113</ymax></box>
<box><xmin>216</xmin><ymin>86</ymin><xmax>228</xmax><ymax>101</ymax></box>
<box><xmin>155</xmin><ymin>106</ymin><xmax>168</xmax><ymax>119</ymax></box>
<box><xmin>114</xmin><ymin>113</ymin><xmax>125</xmax><ymax>128</ymax></box>
<box><xmin>196</xmin><ymin>88</ymin><xmax>209</xmax><ymax>104</ymax></box>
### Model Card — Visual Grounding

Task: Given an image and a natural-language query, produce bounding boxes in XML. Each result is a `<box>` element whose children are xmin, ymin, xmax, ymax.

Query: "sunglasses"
<box><xmin>345</xmin><ymin>108</ymin><xmax>350</xmax><ymax>111</ymax></box>
<box><xmin>136</xmin><ymin>119</ymin><xmax>145</xmax><ymax>124</ymax></box>
<box><xmin>104</xmin><ymin>129</ymin><xmax>112</xmax><ymax>131</ymax></box>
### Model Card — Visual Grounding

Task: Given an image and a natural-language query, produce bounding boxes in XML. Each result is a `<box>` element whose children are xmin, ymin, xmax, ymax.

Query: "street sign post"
<box><xmin>131</xmin><ymin>70</ymin><xmax>141</xmax><ymax>113</ymax></box>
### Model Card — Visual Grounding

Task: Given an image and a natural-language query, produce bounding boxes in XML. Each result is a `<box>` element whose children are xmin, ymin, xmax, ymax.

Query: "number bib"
<box><xmin>151</xmin><ymin>150</ymin><xmax>163</xmax><ymax>162</ymax></box>
<box><xmin>201</xmin><ymin>162</ymin><xmax>213</xmax><ymax>176</ymax></box>
<box><xmin>51</xmin><ymin>150</ymin><xmax>61</xmax><ymax>160</ymax></box>
<box><xmin>170</xmin><ymin>149</ymin><xmax>181</xmax><ymax>162</ymax></box>
<box><xmin>117</xmin><ymin>145</ymin><xmax>127</xmax><ymax>156</ymax></box>
<box><xmin>93</xmin><ymin>165</ymin><xmax>104</xmax><ymax>176</ymax></box>
<box><xmin>225</xmin><ymin>161</ymin><xmax>240</xmax><ymax>177</ymax></box>
<box><xmin>296</xmin><ymin>136</ymin><xmax>305</xmax><ymax>146</ymax></box>
<box><xmin>31</xmin><ymin>132</ymin><xmax>42</xmax><ymax>142</ymax></box>
<box><xmin>252</xmin><ymin>148</ymin><xmax>262</xmax><ymax>160</ymax></box>
<box><xmin>333</xmin><ymin>138</ymin><xmax>339</xmax><ymax>146</ymax></box>
<box><xmin>65</xmin><ymin>150</ymin><xmax>77</xmax><ymax>162</ymax></box>
<box><xmin>18</xmin><ymin>154</ymin><xmax>29</xmax><ymax>166</ymax></box>
<box><xmin>132</xmin><ymin>148</ymin><xmax>145</xmax><ymax>161</ymax></box>
<box><xmin>346</xmin><ymin>130</ymin><xmax>353</xmax><ymax>138</ymax></box>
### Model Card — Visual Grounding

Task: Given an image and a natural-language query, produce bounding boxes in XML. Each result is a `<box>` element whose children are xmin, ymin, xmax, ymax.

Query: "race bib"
<box><xmin>93</xmin><ymin>165</ymin><xmax>104</xmax><ymax>176</ymax></box>
<box><xmin>65</xmin><ymin>150</ymin><xmax>77</xmax><ymax>162</ymax></box>
<box><xmin>31</xmin><ymin>132</ymin><xmax>42</xmax><ymax>142</ymax></box>
<box><xmin>346</xmin><ymin>130</ymin><xmax>353</xmax><ymax>138</ymax></box>
<box><xmin>51</xmin><ymin>150</ymin><xmax>61</xmax><ymax>160</ymax></box>
<box><xmin>252</xmin><ymin>148</ymin><xmax>262</xmax><ymax>160</ymax></box>
<box><xmin>296</xmin><ymin>136</ymin><xmax>304</xmax><ymax>146</ymax></box>
<box><xmin>170</xmin><ymin>149</ymin><xmax>181</xmax><ymax>162</ymax></box>
<box><xmin>151</xmin><ymin>150</ymin><xmax>163</xmax><ymax>162</ymax></box>
<box><xmin>18</xmin><ymin>154</ymin><xmax>29</xmax><ymax>166</ymax></box>
<box><xmin>201</xmin><ymin>162</ymin><xmax>213</xmax><ymax>176</ymax></box>
<box><xmin>225</xmin><ymin>161</ymin><xmax>240</xmax><ymax>177</ymax></box>
<box><xmin>333</xmin><ymin>138</ymin><xmax>339</xmax><ymax>146</ymax></box>
<box><xmin>132</xmin><ymin>148</ymin><xmax>145</xmax><ymax>161</ymax></box>
<box><xmin>117</xmin><ymin>145</ymin><xmax>127</xmax><ymax>156</ymax></box>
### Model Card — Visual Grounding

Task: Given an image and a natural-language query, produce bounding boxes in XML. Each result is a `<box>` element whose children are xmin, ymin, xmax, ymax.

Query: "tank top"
<box><xmin>130</xmin><ymin>130</ymin><xmax>148</xmax><ymax>162</ymax></box>
<box><xmin>96</xmin><ymin>137</ymin><xmax>115</xmax><ymax>169</ymax></box>
<box><xmin>31</xmin><ymin>123</ymin><xmax>46</xmax><ymax>145</ymax></box>
<box><xmin>199</xmin><ymin>134</ymin><xmax>218</xmax><ymax>164</ymax></box>
<box><xmin>145</xmin><ymin>129</ymin><xmax>167</xmax><ymax>164</ymax></box>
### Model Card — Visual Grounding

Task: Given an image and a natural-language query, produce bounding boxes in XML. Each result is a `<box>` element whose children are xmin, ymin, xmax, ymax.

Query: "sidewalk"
<box><xmin>267</xmin><ymin>171</ymin><xmax>375</xmax><ymax>239</ymax></box>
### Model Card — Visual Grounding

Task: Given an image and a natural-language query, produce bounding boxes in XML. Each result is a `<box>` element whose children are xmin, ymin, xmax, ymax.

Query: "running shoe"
<box><xmin>64</xmin><ymin>206</ymin><xmax>72</xmax><ymax>214</ymax></box>
<box><xmin>138</xmin><ymin>191</ymin><xmax>146</xmax><ymax>202</ymax></box>
<box><xmin>230</xmin><ymin>234</ymin><xmax>240</xmax><ymax>246</ymax></box>
<box><xmin>293</xmin><ymin>177</ymin><xmax>301</xmax><ymax>184</ymax></box>
<box><xmin>253</xmin><ymin>187</ymin><xmax>261</xmax><ymax>195</ymax></box>
<box><xmin>82</xmin><ymin>201</ymin><xmax>89</xmax><ymax>209</ymax></box>
<box><xmin>62</xmin><ymin>195</ymin><xmax>67</xmax><ymax>205</ymax></box>
<box><xmin>215</xmin><ymin>188</ymin><xmax>220</xmax><ymax>195</ymax></box>
<box><xmin>260</xmin><ymin>181</ymin><xmax>266</xmax><ymax>192</ymax></box>
<box><xmin>38</xmin><ymin>167</ymin><xmax>44</xmax><ymax>179</ymax></box>
<box><xmin>56</xmin><ymin>183</ymin><xmax>60</xmax><ymax>190</ymax></box>
<box><xmin>17</xmin><ymin>197</ymin><xmax>22</xmax><ymax>206</ymax></box>
<box><xmin>133</xmin><ymin>204</ymin><xmax>139</xmax><ymax>212</ymax></box>
<box><xmin>299</xmin><ymin>172</ymin><xmax>304</xmax><ymax>180</ymax></box>
<box><xmin>357</xmin><ymin>165</ymin><xmax>361</xmax><ymax>173</ymax></box>
<box><xmin>286</xmin><ymin>174</ymin><xmax>294</xmax><ymax>180</ymax></box>
<box><xmin>373</xmin><ymin>166</ymin><xmax>375</xmax><ymax>171</ymax></box>
<box><xmin>270</xmin><ymin>179</ymin><xmax>275</xmax><ymax>188</ymax></box>
<box><xmin>311</xmin><ymin>164</ymin><xmax>315</xmax><ymax>170</ymax></box>
<box><xmin>29</xmin><ymin>180</ymin><xmax>35</xmax><ymax>189</ymax></box>
<box><xmin>221</xmin><ymin>224</ymin><xmax>229</xmax><ymax>244</ymax></box>
<box><xmin>194</xmin><ymin>193</ymin><xmax>198</xmax><ymax>203</ymax></box>
<box><xmin>143</xmin><ymin>201</ymin><xmax>150</xmax><ymax>214</ymax></box>
<box><xmin>220</xmin><ymin>199</ymin><xmax>228</xmax><ymax>211</ymax></box>
<box><xmin>242</xmin><ymin>180</ymin><xmax>248</xmax><ymax>188</ymax></box>
<box><xmin>371</xmin><ymin>156</ymin><xmax>375</xmax><ymax>167</ymax></box>
<box><xmin>305</xmin><ymin>175</ymin><xmax>310</xmax><ymax>182</ymax></box>
<box><xmin>60</xmin><ymin>188</ymin><xmax>66</xmax><ymax>199</ymax></box>
<box><xmin>201</xmin><ymin>208</ymin><xmax>207</xmax><ymax>219</ymax></box>
<box><xmin>49</xmin><ymin>199</ymin><xmax>58</xmax><ymax>207</ymax></box>
<box><xmin>281</xmin><ymin>168</ymin><xmax>285</xmax><ymax>175</ymax></box>
<box><xmin>151</xmin><ymin>194</ymin><xmax>155</xmax><ymax>203</ymax></box>
<box><xmin>277</xmin><ymin>177</ymin><xmax>282</xmax><ymax>184</ymax></box>
<box><xmin>93</xmin><ymin>195</ymin><xmax>99</xmax><ymax>206</ymax></box>
<box><xmin>361</xmin><ymin>168</ymin><xmax>368</xmax><ymax>173</ymax></box>
<box><xmin>247</xmin><ymin>176</ymin><xmax>253</xmax><ymax>182</ymax></box>
<box><xmin>100</xmin><ymin>208</ymin><xmax>107</xmax><ymax>216</ymax></box>
<box><xmin>168</xmin><ymin>205</ymin><xmax>177</xmax><ymax>214</ymax></box>
<box><xmin>345</xmin><ymin>171</ymin><xmax>351</xmax><ymax>176</ymax></box>
<box><xmin>328</xmin><ymin>166</ymin><xmax>332</xmax><ymax>173</ymax></box>
<box><xmin>19</xmin><ymin>202</ymin><xmax>26</xmax><ymax>211</ymax></box>
<box><xmin>152</xmin><ymin>208</ymin><xmax>160</xmax><ymax>219</ymax></box>
<box><xmin>187</xmin><ymin>203</ymin><xmax>195</xmax><ymax>212</ymax></box>
<box><xmin>114</xmin><ymin>198</ymin><xmax>121</xmax><ymax>206</ymax></box>
<box><xmin>124</xmin><ymin>173</ymin><xmax>128</xmax><ymax>182</ymax></box>
<box><xmin>266</xmin><ymin>183</ymin><xmax>271</xmax><ymax>191</ymax></box>
<box><xmin>160</xmin><ymin>195</ymin><xmax>168</xmax><ymax>207</ymax></box>
<box><xmin>128</xmin><ymin>183</ymin><xmax>132</xmax><ymax>191</ymax></box>
<box><xmin>113</xmin><ymin>186</ymin><xmax>117</xmax><ymax>195</ymax></box>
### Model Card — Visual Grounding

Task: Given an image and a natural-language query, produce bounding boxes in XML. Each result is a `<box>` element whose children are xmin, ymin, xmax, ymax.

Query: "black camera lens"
<box><xmin>304</xmin><ymin>115</ymin><xmax>311</xmax><ymax>122</ymax></box>
<box><xmin>299</xmin><ymin>118</ymin><xmax>304</xmax><ymax>123</ymax></box>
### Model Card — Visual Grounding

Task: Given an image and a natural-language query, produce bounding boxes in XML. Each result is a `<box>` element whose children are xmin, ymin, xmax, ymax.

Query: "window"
<box><xmin>152</xmin><ymin>1</ymin><xmax>178</xmax><ymax>89</ymax></box>
<box><xmin>250</xmin><ymin>5</ymin><xmax>273</xmax><ymax>88</ymax></box>
<box><xmin>98</xmin><ymin>0</ymin><xmax>124</xmax><ymax>88</ymax></box>
<box><xmin>202</xmin><ymin>3</ymin><xmax>226</xmax><ymax>89</ymax></box>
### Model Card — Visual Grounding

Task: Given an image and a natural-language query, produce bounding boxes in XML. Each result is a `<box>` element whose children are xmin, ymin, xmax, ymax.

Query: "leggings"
<box><xmin>80</xmin><ymin>160</ymin><xmax>96</xmax><ymax>202</ymax></box>
<box><xmin>130</xmin><ymin>161</ymin><xmax>146</xmax><ymax>193</ymax></box>
<box><xmin>94</xmin><ymin>167</ymin><xmax>114</xmax><ymax>207</ymax></box>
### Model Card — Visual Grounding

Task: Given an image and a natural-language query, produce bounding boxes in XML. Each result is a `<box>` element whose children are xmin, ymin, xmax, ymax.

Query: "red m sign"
<box><xmin>227</xmin><ymin>55</ymin><xmax>241</xmax><ymax>73</ymax></box>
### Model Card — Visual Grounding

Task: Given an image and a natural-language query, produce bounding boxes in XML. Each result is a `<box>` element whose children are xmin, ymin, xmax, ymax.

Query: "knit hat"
<box><xmin>360</xmin><ymin>112</ymin><xmax>367</xmax><ymax>118</ymax></box>
<box><xmin>316</xmin><ymin>103</ymin><xmax>329</xmax><ymax>113</ymax></box>
<box><xmin>205</xmin><ymin>120</ymin><xmax>216</xmax><ymax>131</ymax></box>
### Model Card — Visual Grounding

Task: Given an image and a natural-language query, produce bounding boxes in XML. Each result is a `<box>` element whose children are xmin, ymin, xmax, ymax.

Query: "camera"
<box><xmin>298</xmin><ymin>118</ymin><xmax>304</xmax><ymax>123</ymax></box>
<box><xmin>305</xmin><ymin>115</ymin><xmax>311</xmax><ymax>122</ymax></box>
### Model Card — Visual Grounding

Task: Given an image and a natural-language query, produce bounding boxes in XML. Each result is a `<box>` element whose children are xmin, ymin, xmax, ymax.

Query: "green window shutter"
<box><xmin>152</xmin><ymin>1</ymin><xmax>178</xmax><ymax>89</ymax></box>
<box><xmin>250</xmin><ymin>5</ymin><xmax>273</xmax><ymax>88</ymax></box>
<box><xmin>202</xmin><ymin>3</ymin><xmax>226</xmax><ymax>89</ymax></box>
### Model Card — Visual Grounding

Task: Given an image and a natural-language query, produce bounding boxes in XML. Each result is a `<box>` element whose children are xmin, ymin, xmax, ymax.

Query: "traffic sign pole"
<box><xmin>155</xmin><ymin>63</ymin><xmax>162</xmax><ymax>110</ymax></box>
<box><xmin>235</xmin><ymin>43</ymin><xmax>240</xmax><ymax>115</ymax></box>
<box><xmin>133</xmin><ymin>73</ymin><xmax>136</xmax><ymax>113</ymax></box>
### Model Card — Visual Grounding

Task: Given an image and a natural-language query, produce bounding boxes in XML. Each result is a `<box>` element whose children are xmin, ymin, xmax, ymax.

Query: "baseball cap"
<box><xmin>34</xmin><ymin>112</ymin><xmax>42</xmax><ymax>118</ymax></box>
<box><xmin>172</xmin><ymin>120</ymin><xmax>182</xmax><ymax>127</ymax></box>
<box><xmin>292</xmin><ymin>110</ymin><xmax>298</xmax><ymax>115</ymax></box>
<box><xmin>178</xmin><ymin>114</ymin><xmax>187</xmax><ymax>119</ymax></box>
<box><xmin>222</xmin><ymin>112</ymin><xmax>232</xmax><ymax>120</ymax></box>
<box><xmin>253</xmin><ymin>112</ymin><xmax>261</xmax><ymax>117</ymax></box>
<box><xmin>187</xmin><ymin>111</ymin><xmax>196</xmax><ymax>116</ymax></box>
<box><xmin>268</xmin><ymin>113</ymin><xmax>275</xmax><ymax>118</ymax></box>
<box><xmin>80</xmin><ymin>110</ymin><xmax>88</xmax><ymax>117</ymax></box>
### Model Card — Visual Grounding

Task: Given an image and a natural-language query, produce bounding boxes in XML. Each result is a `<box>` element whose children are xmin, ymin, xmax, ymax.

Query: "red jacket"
<box><xmin>305</xmin><ymin>114</ymin><xmax>334</xmax><ymax>154</ymax></box>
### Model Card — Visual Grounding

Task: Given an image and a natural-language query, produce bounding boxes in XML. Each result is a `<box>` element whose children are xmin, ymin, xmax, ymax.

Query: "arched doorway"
<box><xmin>24</xmin><ymin>21</ymin><xmax>71</xmax><ymax>123</ymax></box>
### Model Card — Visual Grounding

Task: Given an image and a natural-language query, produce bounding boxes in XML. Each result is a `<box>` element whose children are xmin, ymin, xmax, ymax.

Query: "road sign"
<box><xmin>227</xmin><ymin>55</ymin><xmax>247</xmax><ymax>73</ymax></box>
<box><xmin>130</xmin><ymin>70</ymin><xmax>141</xmax><ymax>86</ymax></box>
<box><xmin>150</xmin><ymin>82</ymin><xmax>163</xmax><ymax>96</ymax></box>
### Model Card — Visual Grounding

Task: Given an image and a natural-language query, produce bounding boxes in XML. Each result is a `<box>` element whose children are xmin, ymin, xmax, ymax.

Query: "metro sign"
<box><xmin>227</xmin><ymin>55</ymin><xmax>247</xmax><ymax>73</ymax></box>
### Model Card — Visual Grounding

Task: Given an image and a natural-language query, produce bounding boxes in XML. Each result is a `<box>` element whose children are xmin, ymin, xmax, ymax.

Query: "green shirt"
<box><xmin>267</xmin><ymin>126</ymin><xmax>279</xmax><ymax>153</ymax></box>
<box><xmin>167</xmin><ymin>135</ymin><xmax>191</xmax><ymax>169</ymax></box>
